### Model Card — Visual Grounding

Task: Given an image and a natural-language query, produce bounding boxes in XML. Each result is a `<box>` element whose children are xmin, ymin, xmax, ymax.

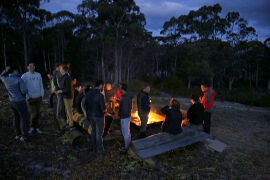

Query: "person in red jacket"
<box><xmin>200</xmin><ymin>82</ymin><xmax>216</xmax><ymax>134</ymax></box>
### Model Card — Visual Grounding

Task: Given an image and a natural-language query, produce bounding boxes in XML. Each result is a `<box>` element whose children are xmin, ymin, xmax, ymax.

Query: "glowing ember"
<box><xmin>131</xmin><ymin>111</ymin><xmax>165</xmax><ymax>126</ymax></box>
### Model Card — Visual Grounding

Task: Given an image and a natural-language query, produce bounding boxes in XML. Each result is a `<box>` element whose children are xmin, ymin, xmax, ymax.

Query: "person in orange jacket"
<box><xmin>200</xmin><ymin>82</ymin><xmax>216</xmax><ymax>134</ymax></box>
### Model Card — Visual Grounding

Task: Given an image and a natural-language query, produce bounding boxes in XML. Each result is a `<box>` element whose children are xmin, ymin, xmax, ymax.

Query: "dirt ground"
<box><xmin>0</xmin><ymin>89</ymin><xmax>270</xmax><ymax>180</ymax></box>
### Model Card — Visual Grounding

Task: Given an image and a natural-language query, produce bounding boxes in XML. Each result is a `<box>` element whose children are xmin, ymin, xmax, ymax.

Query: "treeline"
<box><xmin>0</xmin><ymin>1</ymin><xmax>269</xmax><ymax>90</ymax></box>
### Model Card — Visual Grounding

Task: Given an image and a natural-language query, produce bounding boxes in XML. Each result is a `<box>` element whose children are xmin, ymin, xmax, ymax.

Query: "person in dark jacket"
<box><xmin>118</xmin><ymin>83</ymin><xmax>134</xmax><ymax>152</ymax></box>
<box><xmin>0</xmin><ymin>66</ymin><xmax>30</xmax><ymax>142</ymax></box>
<box><xmin>73</xmin><ymin>83</ymin><xmax>82</xmax><ymax>107</ymax></box>
<box><xmin>57</xmin><ymin>64</ymin><xmax>74</xmax><ymax>128</ymax></box>
<box><xmin>85</xmin><ymin>80</ymin><xmax>106</xmax><ymax>155</ymax></box>
<box><xmin>137</xmin><ymin>84</ymin><xmax>151</xmax><ymax>138</ymax></box>
<box><xmin>160</xmin><ymin>98</ymin><xmax>182</xmax><ymax>135</ymax></box>
<box><xmin>187</xmin><ymin>94</ymin><xmax>204</xmax><ymax>125</ymax></box>
<box><xmin>53</xmin><ymin>63</ymin><xmax>66</xmax><ymax>120</ymax></box>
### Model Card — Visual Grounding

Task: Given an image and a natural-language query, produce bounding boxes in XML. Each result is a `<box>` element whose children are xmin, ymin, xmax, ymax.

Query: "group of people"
<box><xmin>0</xmin><ymin>61</ymin><xmax>216</xmax><ymax>155</ymax></box>
<box><xmin>0</xmin><ymin>62</ymin><xmax>44</xmax><ymax>142</ymax></box>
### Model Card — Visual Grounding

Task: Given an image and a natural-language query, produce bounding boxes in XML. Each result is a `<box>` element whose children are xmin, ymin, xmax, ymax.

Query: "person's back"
<box><xmin>1</xmin><ymin>72</ymin><xmax>27</xmax><ymax>102</ymax></box>
<box><xmin>161</xmin><ymin>106</ymin><xmax>182</xmax><ymax>134</ymax></box>
<box><xmin>85</xmin><ymin>88</ymin><xmax>100</xmax><ymax>117</ymax></box>
<box><xmin>187</xmin><ymin>102</ymin><xmax>204</xmax><ymax>125</ymax></box>
<box><xmin>93</xmin><ymin>91</ymin><xmax>106</xmax><ymax>118</ymax></box>
<box><xmin>119</xmin><ymin>92</ymin><xmax>133</xmax><ymax>119</ymax></box>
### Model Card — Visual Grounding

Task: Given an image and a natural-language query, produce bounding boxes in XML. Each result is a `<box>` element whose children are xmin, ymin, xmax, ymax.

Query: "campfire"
<box><xmin>131</xmin><ymin>111</ymin><xmax>165</xmax><ymax>126</ymax></box>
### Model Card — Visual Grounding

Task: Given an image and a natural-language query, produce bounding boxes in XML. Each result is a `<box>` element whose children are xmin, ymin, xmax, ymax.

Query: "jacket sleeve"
<box><xmin>99</xmin><ymin>94</ymin><xmax>106</xmax><ymax>113</ymax></box>
<box><xmin>141</xmin><ymin>95</ymin><xmax>150</xmax><ymax>111</ymax></box>
<box><xmin>19</xmin><ymin>78</ymin><xmax>28</xmax><ymax>95</ymax></box>
<box><xmin>161</xmin><ymin>105</ymin><xmax>169</xmax><ymax>115</ymax></box>
<box><xmin>0</xmin><ymin>70</ymin><xmax>8</xmax><ymax>81</ymax></box>
<box><xmin>118</xmin><ymin>99</ymin><xmax>123</xmax><ymax>118</ymax></box>
<box><xmin>53</xmin><ymin>71</ymin><xmax>59</xmax><ymax>90</ymax></box>
<box><xmin>39</xmin><ymin>74</ymin><xmax>44</xmax><ymax>97</ymax></box>
<box><xmin>62</xmin><ymin>76</ymin><xmax>71</xmax><ymax>93</ymax></box>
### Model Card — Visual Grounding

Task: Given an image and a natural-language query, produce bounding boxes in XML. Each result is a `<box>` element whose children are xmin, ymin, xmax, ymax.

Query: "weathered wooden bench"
<box><xmin>129</xmin><ymin>126</ymin><xmax>211</xmax><ymax>159</ymax></box>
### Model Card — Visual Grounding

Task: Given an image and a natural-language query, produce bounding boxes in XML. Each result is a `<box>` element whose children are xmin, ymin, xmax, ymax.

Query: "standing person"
<box><xmin>187</xmin><ymin>94</ymin><xmax>204</xmax><ymax>125</ymax></box>
<box><xmin>85</xmin><ymin>80</ymin><xmax>106</xmax><ymax>155</ymax></box>
<box><xmin>0</xmin><ymin>66</ymin><xmax>30</xmax><ymax>142</ymax></box>
<box><xmin>118</xmin><ymin>83</ymin><xmax>134</xmax><ymax>152</ymax></box>
<box><xmin>200</xmin><ymin>82</ymin><xmax>216</xmax><ymax>134</ymax></box>
<box><xmin>160</xmin><ymin>98</ymin><xmax>182</xmax><ymax>135</ymax></box>
<box><xmin>104</xmin><ymin>83</ymin><xmax>115</xmax><ymax>136</ymax></box>
<box><xmin>53</xmin><ymin>63</ymin><xmax>66</xmax><ymax>120</ymax></box>
<box><xmin>137</xmin><ymin>84</ymin><xmax>151</xmax><ymax>138</ymax></box>
<box><xmin>22</xmin><ymin>62</ymin><xmax>44</xmax><ymax>134</ymax></box>
<box><xmin>57</xmin><ymin>64</ymin><xmax>74</xmax><ymax>129</ymax></box>
<box><xmin>47</xmin><ymin>73</ymin><xmax>56</xmax><ymax>108</ymax></box>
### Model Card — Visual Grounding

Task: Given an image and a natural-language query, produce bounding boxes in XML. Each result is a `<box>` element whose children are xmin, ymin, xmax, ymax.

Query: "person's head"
<box><xmin>64</xmin><ymin>61</ymin><xmax>71</xmax><ymax>68</ymax></box>
<box><xmin>8</xmin><ymin>65</ymin><xmax>19</xmax><ymax>75</ymax></box>
<box><xmin>84</xmin><ymin>85</ymin><xmax>92</xmax><ymax>94</ymax></box>
<box><xmin>55</xmin><ymin>63</ymin><xmax>61</xmax><ymax>71</ymax></box>
<box><xmin>191</xmin><ymin>94</ymin><xmax>199</xmax><ymax>104</ymax></box>
<box><xmin>60</xmin><ymin>64</ymin><xmax>68</xmax><ymax>75</ymax></box>
<box><xmin>95</xmin><ymin>80</ymin><xmax>104</xmax><ymax>90</ymax></box>
<box><xmin>75</xmin><ymin>84</ymin><xmax>82</xmax><ymax>92</ymax></box>
<box><xmin>120</xmin><ymin>83</ymin><xmax>127</xmax><ymax>94</ymax></box>
<box><xmin>27</xmin><ymin>62</ymin><xmax>35</xmax><ymax>73</ymax></box>
<box><xmin>106</xmin><ymin>83</ymin><xmax>112</xmax><ymax>91</ymax></box>
<box><xmin>47</xmin><ymin>73</ymin><xmax>53</xmax><ymax>79</ymax></box>
<box><xmin>72</xmin><ymin>78</ymin><xmax>77</xmax><ymax>86</ymax></box>
<box><xmin>201</xmin><ymin>82</ymin><xmax>209</xmax><ymax>92</ymax></box>
<box><xmin>169</xmin><ymin>98</ymin><xmax>181</xmax><ymax>110</ymax></box>
<box><xmin>143</xmin><ymin>84</ymin><xmax>151</xmax><ymax>94</ymax></box>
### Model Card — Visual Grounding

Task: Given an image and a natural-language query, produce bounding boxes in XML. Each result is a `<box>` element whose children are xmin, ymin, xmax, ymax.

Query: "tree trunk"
<box><xmin>23</xmin><ymin>30</ymin><xmax>28</xmax><ymax>70</ymax></box>
<box><xmin>101</xmin><ymin>42</ymin><xmax>105</xmax><ymax>81</ymax></box>
<box><xmin>210</xmin><ymin>76</ymin><xmax>214</xmax><ymax>88</ymax></box>
<box><xmin>188</xmin><ymin>79</ymin><xmax>191</xmax><ymax>89</ymax></box>
<box><xmin>118</xmin><ymin>47</ymin><xmax>122</xmax><ymax>83</ymax></box>
<box><xmin>267</xmin><ymin>80</ymin><xmax>270</xmax><ymax>90</ymax></box>
<box><xmin>114</xmin><ymin>31</ymin><xmax>119</xmax><ymax>84</ymax></box>
<box><xmin>229</xmin><ymin>78</ymin><xmax>234</xmax><ymax>91</ymax></box>
<box><xmin>255</xmin><ymin>64</ymin><xmax>259</xmax><ymax>88</ymax></box>
<box><xmin>2</xmin><ymin>31</ymin><xmax>7</xmax><ymax>68</ymax></box>
<box><xmin>127</xmin><ymin>56</ymin><xmax>130</xmax><ymax>82</ymax></box>
<box><xmin>43</xmin><ymin>49</ymin><xmax>47</xmax><ymax>73</ymax></box>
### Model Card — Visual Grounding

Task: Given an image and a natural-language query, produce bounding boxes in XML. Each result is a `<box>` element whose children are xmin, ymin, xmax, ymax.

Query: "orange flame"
<box><xmin>131</xmin><ymin>111</ymin><xmax>165</xmax><ymax>126</ymax></box>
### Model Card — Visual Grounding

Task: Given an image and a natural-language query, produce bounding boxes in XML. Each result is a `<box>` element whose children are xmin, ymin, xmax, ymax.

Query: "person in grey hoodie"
<box><xmin>22</xmin><ymin>62</ymin><xmax>44</xmax><ymax>134</ymax></box>
<box><xmin>118</xmin><ymin>83</ymin><xmax>134</xmax><ymax>152</ymax></box>
<box><xmin>0</xmin><ymin>66</ymin><xmax>30</xmax><ymax>142</ymax></box>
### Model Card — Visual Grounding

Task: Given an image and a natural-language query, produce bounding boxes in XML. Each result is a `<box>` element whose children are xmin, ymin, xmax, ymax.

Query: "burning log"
<box><xmin>128</xmin><ymin>126</ymin><xmax>210</xmax><ymax>159</ymax></box>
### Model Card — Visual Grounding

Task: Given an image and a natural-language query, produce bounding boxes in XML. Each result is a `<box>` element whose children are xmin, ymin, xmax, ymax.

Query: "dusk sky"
<box><xmin>40</xmin><ymin>0</ymin><xmax>270</xmax><ymax>41</ymax></box>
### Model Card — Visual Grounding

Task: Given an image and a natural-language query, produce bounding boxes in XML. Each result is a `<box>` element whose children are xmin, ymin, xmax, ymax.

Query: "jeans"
<box><xmin>91</xmin><ymin>116</ymin><xmax>105</xmax><ymax>154</ymax></box>
<box><xmin>63</xmin><ymin>98</ymin><xmax>74</xmax><ymax>127</ymax></box>
<box><xmin>104</xmin><ymin>115</ymin><xmax>113</xmax><ymax>135</ymax></box>
<box><xmin>56</xmin><ymin>93</ymin><xmax>66</xmax><ymax>120</ymax></box>
<box><xmin>49</xmin><ymin>93</ymin><xmax>55</xmax><ymax>108</ymax></box>
<box><xmin>203</xmin><ymin>111</ymin><xmax>211</xmax><ymax>134</ymax></box>
<box><xmin>26</xmin><ymin>97</ymin><xmax>42</xmax><ymax>129</ymax></box>
<box><xmin>10</xmin><ymin>100</ymin><xmax>29</xmax><ymax>136</ymax></box>
<box><xmin>120</xmin><ymin>117</ymin><xmax>131</xmax><ymax>149</ymax></box>
<box><xmin>139</xmin><ymin>112</ymin><xmax>149</xmax><ymax>133</ymax></box>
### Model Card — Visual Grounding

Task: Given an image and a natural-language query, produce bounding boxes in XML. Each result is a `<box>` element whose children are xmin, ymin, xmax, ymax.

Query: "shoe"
<box><xmin>119</xmin><ymin>147</ymin><xmax>128</xmax><ymax>153</ymax></box>
<box><xmin>36</xmin><ymin>128</ymin><xmax>43</xmax><ymax>134</ymax></box>
<box><xmin>19</xmin><ymin>136</ymin><xmax>30</xmax><ymax>143</ymax></box>
<box><xmin>28</xmin><ymin>128</ymin><xmax>34</xmax><ymax>134</ymax></box>
<box><xmin>15</xmin><ymin>135</ymin><xmax>21</xmax><ymax>140</ymax></box>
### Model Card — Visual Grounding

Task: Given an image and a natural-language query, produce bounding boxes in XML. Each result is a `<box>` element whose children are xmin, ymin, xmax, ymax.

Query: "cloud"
<box><xmin>41</xmin><ymin>0</ymin><xmax>270</xmax><ymax>41</ymax></box>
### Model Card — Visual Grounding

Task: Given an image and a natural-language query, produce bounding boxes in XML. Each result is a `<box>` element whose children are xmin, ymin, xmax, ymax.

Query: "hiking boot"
<box><xmin>28</xmin><ymin>128</ymin><xmax>34</xmax><ymax>134</ymax></box>
<box><xmin>36</xmin><ymin>128</ymin><xmax>43</xmax><ymax>134</ymax></box>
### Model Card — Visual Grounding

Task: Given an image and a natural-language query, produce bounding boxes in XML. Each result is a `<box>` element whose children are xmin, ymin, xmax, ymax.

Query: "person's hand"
<box><xmin>5</xmin><ymin>66</ymin><xmax>10</xmax><ymax>72</ymax></box>
<box><xmin>101</xmin><ymin>89</ymin><xmax>105</xmax><ymax>96</ymax></box>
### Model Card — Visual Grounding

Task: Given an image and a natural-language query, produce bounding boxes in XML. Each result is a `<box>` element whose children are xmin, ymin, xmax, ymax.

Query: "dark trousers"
<box><xmin>139</xmin><ymin>112</ymin><xmax>149</xmax><ymax>133</ymax></box>
<box><xmin>11</xmin><ymin>100</ymin><xmax>29</xmax><ymax>136</ymax></box>
<box><xmin>203</xmin><ymin>111</ymin><xmax>211</xmax><ymax>134</ymax></box>
<box><xmin>104</xmin><ymin>115</ymin><xmax>113</xmax><ymax>135</ymax></box>
<box><xmin>49</xmin><ymin>93</ymin><xmax>55</xmax><ymax>108</ymax></box>
<box><xmin>91</xmin><ymin>116</ymin><xmax>105</xmax><ymax>154</ymax></box>
<box><xmin>26</xmin><ymin>97</ymin><xmax>42</xmax><ymax>129</ymax></box>
<box><xmin>56</xmin><ymin>94</ymin><xmax>66</xmax><ymax>120</ymax></box>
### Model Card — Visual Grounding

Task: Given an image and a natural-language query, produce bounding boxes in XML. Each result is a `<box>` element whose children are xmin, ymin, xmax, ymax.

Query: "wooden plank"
<box><xmin>132</xmin><ymin>126</ymin><xmax>201</xmax><ymax>150</ymax></box>
<box><xmin>135</xmin><ymin>132</ymin><xmax>210</xmax><ymax>159</ymax></box>
<box><xmin>206</xmin><ymin>139</ymin><xmax>227</xmax><ymax>153</ymax></box>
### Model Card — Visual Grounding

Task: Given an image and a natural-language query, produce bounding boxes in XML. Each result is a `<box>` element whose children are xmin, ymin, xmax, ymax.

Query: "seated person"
<box><xmin>187</xmin><ymin>94</ymin><xmax>204</xmax><ymax>125</ymax></box>
<box><xmin>160</xmin><ymin>98</ymin><xmax>182</xmax><ymax>135</ymax></box>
